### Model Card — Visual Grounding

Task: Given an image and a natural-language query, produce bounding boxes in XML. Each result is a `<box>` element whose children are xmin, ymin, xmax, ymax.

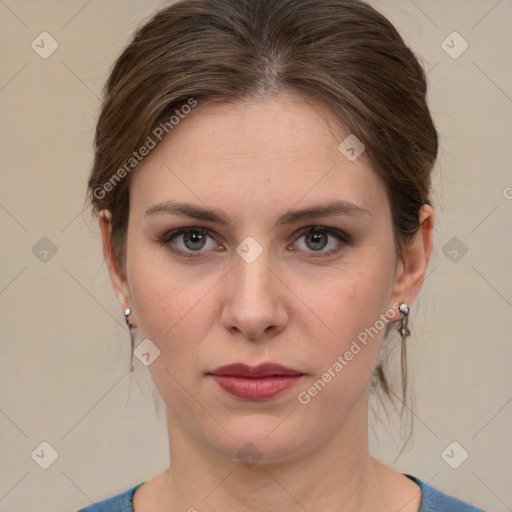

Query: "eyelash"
<box><xmin>157</xmin><ymin>226</ymin><xmax>350</xmax><ymax>259</ymax></box>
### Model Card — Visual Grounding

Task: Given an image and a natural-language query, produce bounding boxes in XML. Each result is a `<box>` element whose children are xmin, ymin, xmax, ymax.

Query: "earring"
<box><xmin>124</xmin><ymin>308</ymin><xmax>136</xmax><ymax>371</ymax></box>
<box><xmin>397</xmin><ymin>302</ymin><xmax>411</xmax><ymax>339</ymax></box>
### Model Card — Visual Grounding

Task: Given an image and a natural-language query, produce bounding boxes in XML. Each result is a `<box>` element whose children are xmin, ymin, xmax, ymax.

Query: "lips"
<box><xmin>208</xmin><ymin>363</ymin><xmax>305</xmax><ymax>400</ymax></box>
<box><xmin>209</xmin><ymin>363</ymin><xmax>303</xmax><ymax>378</ymax></box>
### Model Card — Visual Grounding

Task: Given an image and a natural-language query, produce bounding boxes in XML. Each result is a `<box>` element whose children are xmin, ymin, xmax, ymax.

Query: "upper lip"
<box><xmin>209</xmin><ymin>363</ymin><xmax>304</xmax><ymax>378</ymax></box>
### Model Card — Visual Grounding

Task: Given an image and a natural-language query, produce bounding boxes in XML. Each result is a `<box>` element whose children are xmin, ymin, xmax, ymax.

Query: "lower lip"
<box><xmin>210</xmin><ymin>375</ymin><xmax>304</xmax><ymax>400</ymax></box>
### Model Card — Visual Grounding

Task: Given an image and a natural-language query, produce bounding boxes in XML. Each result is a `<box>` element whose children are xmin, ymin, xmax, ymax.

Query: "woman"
<box><xmin>78</xmin><ymin>0</ymin><xmax>485</xmax><ymax>510</ymax></box>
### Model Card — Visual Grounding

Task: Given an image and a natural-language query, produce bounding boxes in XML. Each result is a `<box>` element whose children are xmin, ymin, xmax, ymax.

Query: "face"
<box><xmin>103</xmin><ymin>91</ymin><xmax>432</xmax><ymax>463</ymax></box>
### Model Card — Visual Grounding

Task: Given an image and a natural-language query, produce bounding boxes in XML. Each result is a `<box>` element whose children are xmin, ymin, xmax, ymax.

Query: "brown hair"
<box><xmin>88</xmin><ymin>0</ymin><xmax>438</xmax><ymax>411</ymax></box>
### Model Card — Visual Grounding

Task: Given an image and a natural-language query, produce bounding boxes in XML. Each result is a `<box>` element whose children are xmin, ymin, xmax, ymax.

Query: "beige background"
<box><xmin>1</xmin><ymin>1</ymin><xmax>511</xmax><ymax>511</ymax></box>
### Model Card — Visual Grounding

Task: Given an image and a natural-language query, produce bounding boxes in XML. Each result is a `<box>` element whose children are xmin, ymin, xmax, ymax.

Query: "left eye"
<box><xmin>292</xmin><ymin>227</ymin><xmax>348</xmax><ymax>255</ymax></box>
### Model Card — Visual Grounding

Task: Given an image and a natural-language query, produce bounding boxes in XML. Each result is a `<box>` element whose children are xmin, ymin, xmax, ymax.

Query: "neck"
<box><xmin>159</xmin><ymin>394</ymin><xmax>388</xmax><ymax>512</ymax></box>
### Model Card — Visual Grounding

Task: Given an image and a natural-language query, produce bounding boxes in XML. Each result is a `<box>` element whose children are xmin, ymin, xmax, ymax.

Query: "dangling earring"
<box><xmin>124</xmin><ymin>308</ymin><xmax>136</xmax><ymax>371</ymax></box>
<box><xmin>397</xmin><ymin>302</ymin><xmax>411</xmax><ymax>339</ymax></box>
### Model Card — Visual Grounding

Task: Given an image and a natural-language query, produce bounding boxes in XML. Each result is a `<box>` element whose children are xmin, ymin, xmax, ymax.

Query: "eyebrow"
<box><xmin>145</xmin><ymin>199</ymin><xmax>371</xmax><ymax>228</ymax></box>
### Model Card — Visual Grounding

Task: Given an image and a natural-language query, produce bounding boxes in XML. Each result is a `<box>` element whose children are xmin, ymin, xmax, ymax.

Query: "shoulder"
<box><xmin>405</xmin><ymin>475</ymin><xmax>487</xmax><ymax>512</ymax></box>
<box><xmin>75</xmin><ymin>477</ymin><xmax>487</xmax><ymax>512</ymax></box>
<box><xmin>75</xmin><ymin>483</ymin><xmax>144</xmax><ymax>512</ymax></box>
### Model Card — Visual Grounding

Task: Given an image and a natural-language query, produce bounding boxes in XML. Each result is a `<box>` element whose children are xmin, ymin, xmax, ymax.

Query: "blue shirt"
<box><xmin>76</xmin><ymin>475</ymin><xmax>486</xmax><ymax>511</ymax></box>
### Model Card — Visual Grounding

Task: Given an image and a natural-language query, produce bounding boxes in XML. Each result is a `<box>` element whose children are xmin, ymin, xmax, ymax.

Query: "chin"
<box><xmin>203</xmin><ymin>416</ymin><xmax>315</xmax><ymax>466</ymax></box>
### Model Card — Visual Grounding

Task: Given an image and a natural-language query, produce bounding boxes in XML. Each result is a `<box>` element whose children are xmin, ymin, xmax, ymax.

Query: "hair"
<box><xmin>87</xmin><ymin>0</ymin><xmax>438</xmax><ymax>419</ymax></box>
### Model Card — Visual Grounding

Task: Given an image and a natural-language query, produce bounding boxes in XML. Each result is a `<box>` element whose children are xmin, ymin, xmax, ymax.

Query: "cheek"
<box><xmin>293</xmin><ymin>285</ymin><xmax>390</xmax><ymax>425</ymax></box>
<box><xmin>126</xmin><ymin>247</ymin><xmax>226</xmax><ymax>439</ymax></box>
<box><xmin>128</xmin><ymin>259</ymin><xmax>215</xmax><ymax>420</ymax></box>
<box><xmin>297</xmin><ymin>253</ymin><xmax>394</xmax><ymax>347</ymax></box>
<box><xmin>130</xmin><ymin>267</ymin><xmax>215</xmax><ymax>349</ymax></box>
<box><xmin>291</xmin><ymin>250</ymin><xmax>396</xmax><ymax>398</ymax></box>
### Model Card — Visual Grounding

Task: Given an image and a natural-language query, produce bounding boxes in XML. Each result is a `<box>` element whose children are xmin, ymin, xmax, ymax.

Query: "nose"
<box><xmin>221</xmin><ymin>246</ymin><xmax>288</xmax><ymax>342</ymax></box>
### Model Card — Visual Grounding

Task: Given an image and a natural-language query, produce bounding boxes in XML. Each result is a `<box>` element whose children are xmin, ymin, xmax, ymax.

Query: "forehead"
<box><xmin>130</xmin><ymin>92</ymin><xmax>388</xmax><ymax>222</ymax></box>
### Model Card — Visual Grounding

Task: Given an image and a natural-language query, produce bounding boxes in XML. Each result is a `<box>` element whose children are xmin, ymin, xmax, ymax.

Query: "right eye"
<box><xmin>158</xmin><ymin>227</ymin><xmax>222</xmax><ymax>258</ymax></box>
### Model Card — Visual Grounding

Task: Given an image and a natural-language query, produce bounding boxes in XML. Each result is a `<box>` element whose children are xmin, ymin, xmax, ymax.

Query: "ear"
<box><xmin>389</xmin><ymin>204</ymin><xmax>434</xmax><ymax>316</ymax></box>
<box><xmin>99</xmin><ymin>210</ymin><xmax>132</xmax><ymax>312</ymax></box>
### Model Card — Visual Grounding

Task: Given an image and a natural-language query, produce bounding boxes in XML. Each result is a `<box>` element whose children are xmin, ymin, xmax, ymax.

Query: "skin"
<box><xmin>100</xmin><ymin>91</ymin><xmax>434</xmax><ymax>512</ymax></box>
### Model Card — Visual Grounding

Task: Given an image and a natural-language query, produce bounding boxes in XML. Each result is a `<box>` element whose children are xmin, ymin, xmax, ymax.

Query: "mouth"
<box><xmin>207</xmin><ymin>363</ymin><xmax>305</xmax><ymax>400</ymax></box>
